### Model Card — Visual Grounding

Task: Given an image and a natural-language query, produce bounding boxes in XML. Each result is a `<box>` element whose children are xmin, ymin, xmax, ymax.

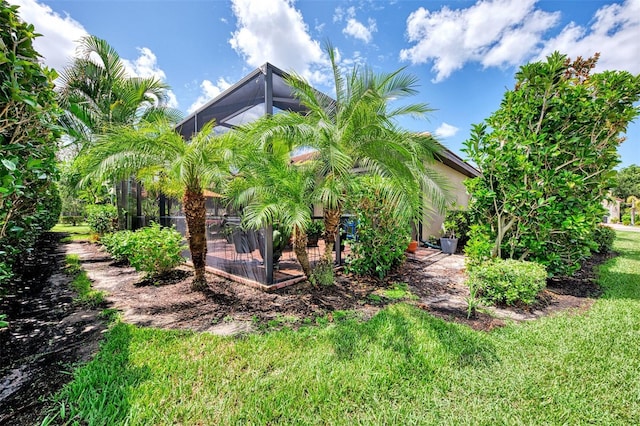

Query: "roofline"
<box><xmin>175</xmin><ymin>62</ymin><xmax>292</xmax><ymax>130</ymax></box>
<box><xmin>435</xmin><ymin>148</ymin><xmax>480</xmax><ymax>178</ymax></box>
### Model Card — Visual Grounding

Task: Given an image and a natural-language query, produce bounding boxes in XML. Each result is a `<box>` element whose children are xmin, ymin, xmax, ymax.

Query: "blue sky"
<box><xmin>12</xmin><ymin>0</ymin><xmax>640</xmax><ymax>168</ymax></box>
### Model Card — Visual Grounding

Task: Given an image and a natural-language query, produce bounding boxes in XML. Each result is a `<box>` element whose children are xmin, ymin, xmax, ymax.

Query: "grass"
<box><xmin>51</xmin><ymin>223</ymin><xmax>92</xmax><ymax>242</ymax></box>
<box><xmin>65</xmin><ymin>254</ymin><xmax>105</xmax><ymax>307</ymax></box>
<box><xmin>51</xmin><ymin>231</ymin><xmax>640</xmax><ymax>425</ymax></box>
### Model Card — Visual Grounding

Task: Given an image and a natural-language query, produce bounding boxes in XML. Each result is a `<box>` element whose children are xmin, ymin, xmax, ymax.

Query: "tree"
<box><xmin>224</xmin><ymin>127</ymin><xmax>316</xmax><ymax>277</ymax></box>
<box><xmin>1</xmin><ymin>1</ymin><xmax>61</xmax><ymax>285</ymax></box>
<box><xmin>247</xmin><ymin>42</ymin><xmax>449</xmax><ymax>263</ymax></box>
<box><xmin>57</xmin><ymin>35</ymin><xmax>180</xmax><ymax>154</ymax></box>
<box><xmin>79</xmin><ymin>121</ymin><xmax>228</xmax><ymax>290</ymax></box>
<box><xmin>464</xmin><ymin>52</ymin><xmax>640</xmax><ymax>276</ymax></box>
<box><xmin>612</xmin><ymin>164</ymin><xmax>640</xmax><ymax>200</ymax></box>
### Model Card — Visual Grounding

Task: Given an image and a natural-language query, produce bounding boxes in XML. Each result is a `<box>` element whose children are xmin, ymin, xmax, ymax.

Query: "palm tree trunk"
<box><xmin>292</xmin><ymin>225</ymin><xmax>312</xmax><ymax>277</ymax></box>
<box><xmin>183</xmin><ymin>189</ymin><xmax>207</xmax><ymax>290</ymax></box>
<box><xmin>323</xmin><ymin>208</ymin><xmax>341</xmax><ymax>262</ymax></box>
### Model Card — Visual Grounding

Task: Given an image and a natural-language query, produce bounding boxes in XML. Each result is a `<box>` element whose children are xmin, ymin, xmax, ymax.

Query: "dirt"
<box><xmin>0</xmin><ymin>235</ymin><xmax>612</xmax><ymax>424</ymax></box>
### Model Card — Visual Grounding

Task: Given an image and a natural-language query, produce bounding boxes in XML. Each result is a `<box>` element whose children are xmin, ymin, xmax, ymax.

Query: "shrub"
<box><xmin>100</xmin><ymin>231</ymin><xmax>135</xmax><ymax>263</ymax></box>
<box><xmin>101</xmin><ymin>223</ymin><xmax>185</xmax><ymax>278</ymax></box>
<box><xmin>592</xmin><ymin>224</ymin><xmax>616</xmax><ymax>254</ymax></box>
<box><xmin>464</xmin><ymin>224</ymin><xmax>494</xmax><ymax>270</ymax></box>
<box><xmin>128</xmin><ymin>223</ymin><xmax>185</xmax><ymax>277</ymax></box>
<box><xmin>85</xmin><ymin>204</ymin><xmax>119</xmax><ymax>235</ymax></box>
<box><xmin>468</xmin><ymin>258</ymin><xmax>547</xmax><ymax>306</ymax></box>
<box><xmin>622</xmin><ymin>214</ymin><xmax>632</xmax><ymax>226</ymax></box>
<box><xmin>60</xmin><ymin>216</ymin><xmax>84</xmax><ymax>226</ymax></box>
<box><xmin>345</xmin><ymin>177</ymin><xmax>411</xmax><ymax>279</ymax></box>
<box><xmin>1</xmin><ymin>2</ymin><xmax>61</xmax><ymax>286</ymax></box>
<box><xmin>309</xmin><ymin>259</ymin><xmax>334</xmax><ymax>286</ymax></box>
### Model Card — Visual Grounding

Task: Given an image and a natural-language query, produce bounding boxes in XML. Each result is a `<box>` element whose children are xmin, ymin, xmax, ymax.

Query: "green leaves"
<box><xmin>464</xmin><ymin>51</ymin><xmax>640</xmax><ymax>276</ymax></box>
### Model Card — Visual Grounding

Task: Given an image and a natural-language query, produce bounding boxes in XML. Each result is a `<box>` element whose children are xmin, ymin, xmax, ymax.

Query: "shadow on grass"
<box><xmin>328</xmin><ymin>304</ymin><xmax>498</xmax><ymax>370</ymax></box>
<box><xmin>50</xmin><ymin>322</ymin><xmax>150</xmax><ymax>425</ymax></box>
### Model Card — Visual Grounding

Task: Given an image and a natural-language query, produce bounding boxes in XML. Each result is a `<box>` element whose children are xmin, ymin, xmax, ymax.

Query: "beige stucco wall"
<box><xmin>420</xmin><ymin>161</ymin><xmax>472</xmax><ymax>240</ymax></box>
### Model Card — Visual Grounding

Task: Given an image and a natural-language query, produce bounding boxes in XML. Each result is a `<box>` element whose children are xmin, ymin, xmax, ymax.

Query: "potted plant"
<box><xmin>306</xmin><ymin>220</ymin><xmax>324</xmax><ymax>247</ymax></box>
<box><xmin>406</xmin><ymin>240</ymin><xmax>418</xmax><ymax>253</ymax></box>
<box><xmin>440</xmin><ymin>219</ymin><xmax>459</xmax><ymax>254</ymax></box>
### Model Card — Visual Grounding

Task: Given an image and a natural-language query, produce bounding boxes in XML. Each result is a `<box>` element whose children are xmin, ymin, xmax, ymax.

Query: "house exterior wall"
<box><xmin>421</xmin><ymin>161</ymin><xmax>472</xmax><ymax>240</ymax></box>
<box><xmin>602</xmin><ymin>197</ymin><xmax>621</xmax><ymax>223</ymax></box>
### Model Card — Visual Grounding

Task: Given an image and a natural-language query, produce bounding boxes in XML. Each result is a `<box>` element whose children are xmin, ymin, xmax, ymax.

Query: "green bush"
<box><xmin>85</xmin><ymin>204</ymin><xmax>119</xmax><ymax>235</ymax></box>
<box><xmin>468</xmin><ymin>258</ymin><xmax>547</xmax><ymax>306</ymax></box>
<box><xmin>1</xmin><ymin>2</ymin><xmax>61</xmax><ymax>287</ymax></box>
<box><xmin>592</xmin><ymin>224</ymin><xmax>616</xmax><ymax>254</ymax></box>
<box><xmin>345</xmin><ymin>177</ymin><xmax>411</xmax><ymax>279</ymax></box>
<box><xmin>464</xmin><ymin>224</ymin><xmax>494</xmax><ymax>270</ymax></box>
<box><xmin>622</xmin><ymin>214</ymin><xmax>632</xmax><ymax>226</ymax></box>
<box><xmin>100</xmin><ymin>231</ymin><xmax>135</xmax><ymax>263</ymax></box>
<box><xmin>101</xmin><ymin>223</ymin><xmax>185</xmax><ymax>278</ymax></box>
<box><xmin>129</xmin><ymin>223</ymin><xmax>185</xmax><ymax>277</ymax></box>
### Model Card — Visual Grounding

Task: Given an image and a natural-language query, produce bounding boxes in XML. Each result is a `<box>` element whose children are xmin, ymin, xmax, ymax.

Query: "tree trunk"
<box><xmin>183</xmin><ymin>189</ymin><xmax>208</xmax><ymax>291</ymax></box>
<box><xmin>323</xmin><ymin>208</ymin><xmax>341</xmax><ymax>262</ymax></box>
<box><xmin>292</xmin><ymin>225</ymin><xmax>312</xmax><ymax>277</ymax></box>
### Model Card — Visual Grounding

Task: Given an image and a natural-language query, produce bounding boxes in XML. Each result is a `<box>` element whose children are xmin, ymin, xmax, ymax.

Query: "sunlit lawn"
<box><xmin>50</xmin><ymin>223</ymin><xmax>92</xmax><ymax>241</ymax></box>
<box><xmin>50</xmin><ymin>231</ymin><xmax>640</xmax><ymax>425</ymax></box>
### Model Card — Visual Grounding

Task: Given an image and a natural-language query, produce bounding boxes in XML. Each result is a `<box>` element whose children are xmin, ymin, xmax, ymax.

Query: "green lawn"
<box><xmin>50</xmin><ymin>223</ymin><xmax>92</xmax><ymax>241</ymax></box>
<box><xmin>50</xmin><ymin>231</ymin><xmax>640</xmax><ymax>425</ymax></box>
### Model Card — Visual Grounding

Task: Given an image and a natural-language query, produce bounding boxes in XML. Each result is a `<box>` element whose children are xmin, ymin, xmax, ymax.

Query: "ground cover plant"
<box><xmin>50</xmin><ymin>230</ymin><xmax>640</xmax><ymax>425</ymax></box>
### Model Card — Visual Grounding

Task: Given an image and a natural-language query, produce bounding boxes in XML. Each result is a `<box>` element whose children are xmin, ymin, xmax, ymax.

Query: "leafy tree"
<box><xmin>57</xmin><ymin>35</ymin><xmax>180</xmax><ymax>153</ymax></box>
<box><xmin>464</xmin><ymin>52</ymin><xmax>640</xmax><ymax>276</ymax></box>
<box><xmin>1</xmin><ymin>1</ymin><xmax>61</xmax><ymax>285</ymax></box>
<box><xmin>79</xmin><ymin>121</ymin><xmax>228</xmax><ymax>290</ymax></box>
<box><xmin>249</xmin><ymin>42</ymin><xmax>449</xmax><ymax>263</ymax></box>
<box><xmin>612</xmin><ymin>164</ymin><xmax>640</xmax><ymax>200</ymax></box>
<box><xmin>627</xmin><ymin>195</ymin><xmax>640</xmax><ymax>226</ymax></box>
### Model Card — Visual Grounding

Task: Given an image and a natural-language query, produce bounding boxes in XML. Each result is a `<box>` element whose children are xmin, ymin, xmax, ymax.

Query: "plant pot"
<box><xmin>307</xmin><ymin>234</ymin><xmax>320</xmax><ymax>247</ymax></box>
<box><xmin>440</xmin><ymin>237</ymin><xmax>458</xmax><ymax>254</ymax></box>
<box><xmin>406</xmin><ymin>240</ymin><xmax>418</xmax><ymax>253</ymax></box>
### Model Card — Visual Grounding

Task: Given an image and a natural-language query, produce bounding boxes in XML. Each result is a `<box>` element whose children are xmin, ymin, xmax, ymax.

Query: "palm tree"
<box><xmin>58</xmin><ymin>35</ymin><xmax>180</xmax><ymax>153</ymax></box>
<box><xmin>250</xmin><ymin>42</ymin><xmax>450</xmax><ymax>261</ymax></box>
<box><xmin>224</xmin><ymin>126</ymin><xmax>316</xmax><ymax>277</ymax></box>
<box><xmin>80</xmin><ymin>120</ymin><xmax>229</xmax><ymax>290</ymax></box>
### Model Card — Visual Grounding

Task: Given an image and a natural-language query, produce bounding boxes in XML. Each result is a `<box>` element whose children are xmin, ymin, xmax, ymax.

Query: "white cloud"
<box><xmin>229</xmin><ymin>0</ymin><xmax>327</xmax><ymax>85</ymax></box>
<box><xmin>11</xmin><ymin>0</ymin><xmax>88</xmax><ymax>73</ymax></box>
<box><xmin>343</xmin><ymin>18</ymin><xmax>377</xmax><ymax>43</ymax></box>
<box><xmin>538</xmin><ymin>0</ymin><xmax>640</xmax><ymax>74</ymax></box>
<box><xmin>400</xmin><ymin>0</ymin><xmax>559</xmax><ymax>82</ymax></box>
<box><xmin>435</xmin><ymin>122</ymin><xmax>459</xmax><ymax>138</ymax></box>
<box><xmin>187</xmin><ymin>78</ymin><xmax>233</xmax><ymax>113</ymax></box>
<box><xmin>400</xmin><ymin>0</ymin><xmax>640</xmax><ymax>82</ymax></box>
<box><xmin>12</xmin><ymin>0</ymin><xmax>179</xmax><ymax>108</ymax></box>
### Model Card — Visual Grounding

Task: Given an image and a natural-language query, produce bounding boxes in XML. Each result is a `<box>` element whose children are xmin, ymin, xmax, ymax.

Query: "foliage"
<box><xmin>463</xmin><ymin>52</ymin><xmax>640</xmax><ymax>276</ymax></box>
<box><xmin>464</xmin><ymin>224</ymin><xmax>494</xmax><ymax>270</ymax></box>
<box><xmin>345</xmin><ymin>176</ymin><xmax>411</xmax><ymax>278</ymax></box>
<box><xmin>85</xmin><ymin>204</ymin><xmax>119</xmax><ymax>236</ymax></box>
<box><xmin>57</xmin><ymin>35</ymin><xmax>180</xmax><ymax>153</ymax></box>
<box><xmin>308</xmin><ymin>259</ymin><xmax>334</xmax><ymax>286</ymax></box>
<box><xmin>101</xmin><ymin>223</ymin><xmax>185</xmax><ymax>278</ymax></box>
<box><xmin>128</xmin><ymin>223</ymin><xmax>185</xmax><ymax>277</ymax></box>
<box><xmin>468</xmin><ymin>258</ymin><xmax>547</xmax><ymax>306</ymax></box>
<box><xmin>442</xmin><ymin>209</ymin><xmax>471</xmax><ymax>247</ymax></box>
<box><xmin>307</xmin><ymin>220</ymin><xmax>325</xmax><ymax>237</ymax></box>
<box><xmin>0</xmin><ymin>313</ymin><xmax>7</xmax><ymax>328</ymax></box>
<box><xmin>1</xmin><ymin>1</ymin><xmax>62</xmax><ymax>285</ymax></box>
<box><xmin>100</xmin><ymin>230</ymin><xmax>135</xmax><ymax>263</ymax></box>
<box><xmin>612</xmin><ymin>164</ymin><xmax>640</xmax><ymax>200</ymax></box>
<box><xmin>591</xmin><ymin>224</ymin><xmax>616</xmax><ymax>254</ymax></box>
<box><xmin>622</xmin><ymin>214</ymin><xmax>631</xmax><ymax>226</ymax></box>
